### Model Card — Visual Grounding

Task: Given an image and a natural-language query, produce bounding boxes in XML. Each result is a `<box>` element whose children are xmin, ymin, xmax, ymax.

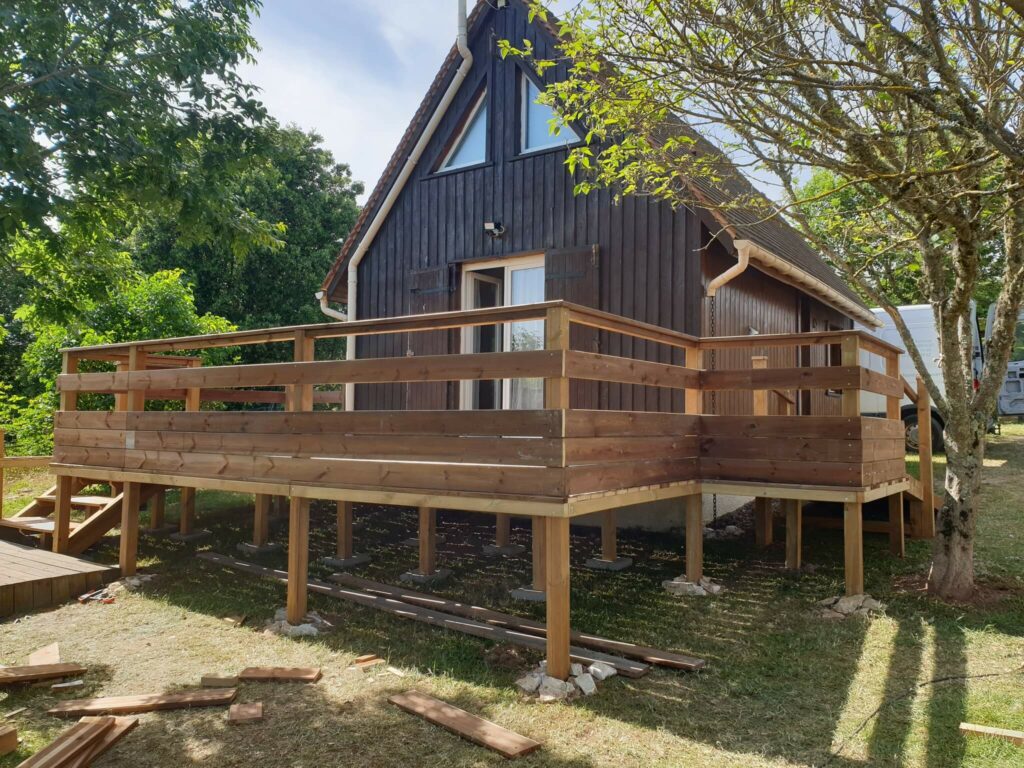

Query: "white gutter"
<box><xmin>732</xmin><ymin>239</ymin><xmax>882</xmax><ymax>328</ymax></box>
<box><xmin>706</xmin><ymin>240</ymin><xmax>751</xmax><ymax>298</ymax></box>
<box><xmin>315</xmin><ymin>290</ymin><xmax>347</xmax><ymax>321</ymax></box>
<box><xmin>320</xmin><ymin>0</ymin><xmax>474</xmax><ymax>409</ymax></box>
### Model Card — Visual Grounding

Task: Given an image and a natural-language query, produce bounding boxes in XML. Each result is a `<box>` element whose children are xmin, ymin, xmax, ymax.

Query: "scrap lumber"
<box><xmin>334</xmin><ymin>573</ymin><xmax>707</xmax><ymax>672</ymax></box>
<box><xmin>64</xmin><ymin>716</ymin><xmax>139</xmax><ymax>768</ymax></box>
<box><xmin>238</xmin><ymin>667</ymin><xmax>322</xmax><ymax>683</ymax></box>
<box><xmin>349</xmin><ymin>654</ymin><xmax>385</xmax><ymax>671</ymax></box>
<box><xmin>200</xmin><ymin>675</ymin><xmax>239</xmax><ymax>688</ymax></box>
<box><xmin>0</xmin><ymin>724</ymin><xmax>15</xmax><ymax>756</ymax></box>
<box><xmin>389</xmin><ymin>690</ymin><xmax>540</xmax><ymax>759</ymax></box>
<box><xmin>960</xmin><ymin>722</ymin><xmax>1024</xmax><ymax>747</ymax></box>
<box><xmin>228</xmin><ymin>702</ymin><xmax>263</xmax><ymax>724</ymax></box>
<box><xmin>0</xmin><ymin>664</ymin><xmax>87</xmax><ymax>686</ymax></box>
<box><xmin>197</xmin><ymin>552</ymin><xmax>649</xmax><ymax>678</ymax></box>
<box><xmin>48</xmin><ymin>688</ymin><xmax>237</xmax><ymax>718</ymax></box>
<box><xmin>27</xmin><ymin>644</ymin><xmax>60</xmax><ymax>667</ymax></box>
<box><xmin>18</xmin><ymin>716</ymin><xmax>114</xmax><ymax>767</ymax></box>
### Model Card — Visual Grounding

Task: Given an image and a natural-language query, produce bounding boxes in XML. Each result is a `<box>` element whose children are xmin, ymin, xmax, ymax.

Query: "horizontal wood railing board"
<box><xmin>700</xmin><ymin>457</ymin><xmax>868</xmax><ymax>486</ymax></box>
<box><xmin>564</xmin><ymin>410</ymin><xmax>700</xmax><ymax>437</ymax></box>
<box><xmin>566</xmin><ymin>351</ymin><xmax>701</xmax><ymax>389</ymax></box>
<box><xmin>567</xmin><ymin>458</ymin><xmax>700</xmax><ymax>496</ymax></box>
<box><xmin>699</xmin><ymin>436</ymin><xmax>904</xmax><ymax>463</ymax></box>
<box><xmin>57</xmin><ymin>409</ymin><xmax>563</xmax><ymax>437</ymax></box>
<box><xmin>564</xmin><ymin>436</ymin><xmax>699</xmax><ymax>465</ymax></box>
<box><xmin>56</xmin><ymin>428</ymin><xmax>563</xmax><ymax>467</ymax></box>
<box><xmin>0</xmin><ymin>455</ymin><xmax>53</xmax><ymax>469</ymax></box>
<box><xmin>701</xmin><ymin>366</ymin><xmax>860</xmax><ymax>392</ymax></box>
<box><xmin>566</xmin><ymin>304</ymin><xmax>698</xmax><ymax>351</ymax></box>
<box><xmin>58</xmin><ymin>350</ymin><xmax>564</xmax><ymax>393</ymax></box>
<box><xmin>54</xmin><ymin>446</ymin><xmax>568</xmax><ymax>499</ymax></box>
<box><xmin>698</xmin><ymin>329</ymin><xmax>902</xmax><ymax>358</ymax></box>
<box><xmin>699</xmin><ymin>415</ymin><xmax>902</xmax><ymax>440</ymax></box>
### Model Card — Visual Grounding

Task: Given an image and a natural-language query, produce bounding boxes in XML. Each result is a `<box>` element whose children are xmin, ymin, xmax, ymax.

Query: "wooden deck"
<box><xmin>31</xmin><ymin>300</ymin><xmax>933</xmax><ymax>680</ymax></box>
<box><xmin>0</xmin><ymin>539</ymin><xmax>116</xmax><ymax>617</ymax></box>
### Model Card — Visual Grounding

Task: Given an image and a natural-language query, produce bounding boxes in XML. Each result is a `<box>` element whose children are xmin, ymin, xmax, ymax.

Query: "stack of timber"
<box><xmin>197</xmin><ymin>552</ymin><xmax>705</xmax><ymax>676</ymax></box>
<box><xmin>16</xmin><ymin>715</ymin><xmax>137</xmax><ymax>767</ymax></box>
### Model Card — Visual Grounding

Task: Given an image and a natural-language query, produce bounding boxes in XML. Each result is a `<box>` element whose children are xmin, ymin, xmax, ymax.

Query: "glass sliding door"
<box><xmin>504</xmin><ymin>263</ymin><xmax>545</xmax><ymax>410</ymax></box>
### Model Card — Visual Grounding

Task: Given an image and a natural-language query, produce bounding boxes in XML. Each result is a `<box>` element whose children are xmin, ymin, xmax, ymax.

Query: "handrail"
<box><xmin>903</xmin><ymin>376</ymin><xmax>918</xmax><ymax>404</ymax></box>
<box><xmin>698</xmin><ymin>329</ymin><xmax>902</xmax><ymax>358</ymax></box>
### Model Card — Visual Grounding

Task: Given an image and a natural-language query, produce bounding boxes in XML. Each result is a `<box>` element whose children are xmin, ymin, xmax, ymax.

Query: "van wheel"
<box><xmin>903</xmin><ymin>413</ymin><xmax>944</xmax><ymax>454</ymax></box>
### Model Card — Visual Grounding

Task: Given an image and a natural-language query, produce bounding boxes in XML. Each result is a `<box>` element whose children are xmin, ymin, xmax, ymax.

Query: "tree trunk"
<box><xmin>927</xmin><ymin>415</ymin><xmax>986</xmax><ymax>601</ymax></box>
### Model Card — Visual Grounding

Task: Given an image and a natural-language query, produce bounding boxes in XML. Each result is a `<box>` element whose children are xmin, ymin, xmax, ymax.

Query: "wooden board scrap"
<box><xmin>48</xmin><ymin>688</ymin><xmax>237</xmax><ymax>717</ymax></box>
<box><xmin>238</xmin><ymin>667</ymin><xmax>322</xmax><ymax>683</ymax></box>
<box><xmin>389</xmin><ymin>690</ymin><xmax>540</xmax><ymax>759</ymax></box>
<box><xmin>18</xmin><ymin>716</ymin><xmax>114</xmax><ymax>767</ymax></box>
<box><xmin>64</xmin><ymin>716</ymin><xmax>139</xmax><ymax>768</ymax></box>
<box><xmin>349</xmin><ymin>655</ymin><xmax>385</xmax><ymax>671</ymax></box>
<box><xmin>960</xmin><ymin>722</ymin><xmax>1024</xmax><ymax>747</ymax></box>
<box><xmin>27</xmin><ymin>643</ymin><xmax>60</xmax><ymax>666</ymax></box>
<box><xmin>0</xmin><ymin>724</ymin><xmax>16</xmax><ymax>756</ymax></box>
<box><xmin>0</xmin><ymin>664</ymin><xmax>87</xmax><ymax>686</ymax></box>
<box><xmin>201</xmin><ymin>675</ymin><xmax>239</xmax><ymax>688</ymax></box>
<box><xmin>228</xmin><ymin>702</ymin><xmax>263</xmax><ymax>724</ymax></box>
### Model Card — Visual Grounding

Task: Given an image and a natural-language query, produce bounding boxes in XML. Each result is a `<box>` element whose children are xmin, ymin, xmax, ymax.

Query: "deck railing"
<box><xmin>52</xmin><ymin>301</ymin><xmax>908</xmax><ymax>504</ymax></box>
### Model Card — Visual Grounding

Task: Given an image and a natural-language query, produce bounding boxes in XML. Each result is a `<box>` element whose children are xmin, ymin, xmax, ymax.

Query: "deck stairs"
<box><xmin>0</xmin><ymin>481</ymin><xmax>164</xmax><ymax>555</ymax></box>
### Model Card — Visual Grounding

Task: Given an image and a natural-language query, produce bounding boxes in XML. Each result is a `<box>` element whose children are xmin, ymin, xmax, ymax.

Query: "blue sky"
<box><xmin>240</xmin><ymin>1</ymin><xmax>459</xmax><ymax>202</ymax></box>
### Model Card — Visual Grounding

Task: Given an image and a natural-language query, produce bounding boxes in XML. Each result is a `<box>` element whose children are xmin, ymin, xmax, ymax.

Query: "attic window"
<box><xmin>441</xmin><ymin>90</ymin><xmax>488</xmax><ymax>170</ymax></box>
<box><xmin>521</xmin><ymin>75</ymin><xmax>580</xmax><ymax>153</ymax></box>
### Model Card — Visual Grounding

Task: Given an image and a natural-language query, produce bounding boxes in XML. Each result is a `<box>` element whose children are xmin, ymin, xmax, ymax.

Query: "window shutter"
<box><xmin>407</xmin><ymin>265</ymin><xmax>455</xmax><ymax>409</ymax></box>
<box><xmin>544</xmin><ymin>245</ymin><xmax>600</xmax><ymax>408</ymax></box>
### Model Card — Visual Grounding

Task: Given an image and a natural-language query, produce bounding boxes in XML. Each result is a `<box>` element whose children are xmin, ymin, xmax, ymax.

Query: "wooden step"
<box><xmin>36</xmin><ymin>495</ymin><xmax>117</xmax><ymax>509</ymax></box>
<box><xmin>0</xmin><ymin>517</ymin><xmax>81</xmax><ymax>534</ymax></box>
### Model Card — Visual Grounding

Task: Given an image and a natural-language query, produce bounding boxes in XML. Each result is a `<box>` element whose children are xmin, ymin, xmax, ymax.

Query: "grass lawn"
<box><xmin>1</xmin><ymin>425</ymin><xmax>1022</xmax><ymax>767</ymax></box>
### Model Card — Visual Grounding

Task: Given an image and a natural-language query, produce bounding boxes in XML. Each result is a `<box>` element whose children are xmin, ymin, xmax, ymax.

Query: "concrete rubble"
<box><xmin>817</xmin><ymin>594</ymin><xmax>886</xmax><ymax>619</ymax></box>
<box><xmin>515</xmin><ymin>659</ymin><xmax>618</xmax><ymax>701</ymax></box>
<box><xmin>662</xmin><ymin>575</ymin><xmax>723</xmax><ymax>597</ymax></box>
<box><xmin>264</xmin><ymin>608</ymin><xmax>334</xmax><ymax>638</ymax></box>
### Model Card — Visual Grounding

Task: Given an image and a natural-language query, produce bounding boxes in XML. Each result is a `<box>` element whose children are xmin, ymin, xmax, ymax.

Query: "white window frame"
<box><xmin>519</xmin><ymin>73</ymin><xmax>577</xmax><ymax>154</ymax></box>
<box><xmin>459</xmin><ymin>253</ymin><xmax>546</xmax><ymax>409</ymax></box>
<box><xmin>440</xmin><ymin>89</ymin><xmax>488</xmax><ymax>171</ymax></box>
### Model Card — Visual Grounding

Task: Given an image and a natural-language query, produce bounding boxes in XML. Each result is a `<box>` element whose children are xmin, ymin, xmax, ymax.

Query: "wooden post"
<box><xmin>0</xmin><ymin>429</ymin><xmax>4</xmax><ymax>518</ymax></box>
<box><xmin>531</xmin><ymin>516</ymin><xmax>547</xmax><ymax>591</ymax></box>
<box><xmin>59</xmin><ymin>352</ymin><xmax>79</xmax><ymax>413</ymax></box>
<box><xmin>254</xmin><ymin>494</ymin><xmax>272</xmax><ymax>547</ymax></box>
<box><xmin>785</xmin><ymin>499</ymin><xmax>803</xmax><ymax>570</ymax></box>
<box><xmin>293</xmin><ymin>330</ymin><xmax>315</xmax><ymax>412</ymax></box>
<box><xmin>685</xmin><ymin>347</ymin><xmax>703</xmax><ymax>414</ymax></box>
<box><xmin>916</xmin><ymin>375</ymin><xmax>936</xmax><ymax>538</ymax></box>
<box><xmin>148</xmin><ymin>489</ymin><xmax>166</xmax><ymax>529</ymax></box>
<box><xmin>885</xmin><ymin>353</ymin><xmax>901</xmax><ymax>420</ymax></box>
<box><xmin>286</xmin><ymin>496</ymin><xmax>310</xmax><ymax>624</ymax></box>
<box><xmin>685</xmin><ymin>493</ymin><xmax>703</xmax><ymax>584</ymax></box>
<box><xmin>752</xmin><ymin>356</ymin><xmax>772</xmax><ymax>547</ymax></box>
<box><xmin>752</xmin><ymin>355</ymin><xmax>768</xmax><ymax>414</ymax></box>
<box><xmin>843</xmin><ymin>501</ymin><xmax>864</xmax><ymax>596</ymax></box>
<box><xmin>889</xmin><ymin>492</ymin><xmax>905</xmax><ymax>557</ymax></box>
<box><xmin>544</xmin><ymin>516</ymin><xmax>571</xmax><ymax>680</ymax></box>
<box><xmin>600</xmin><ymin>510</ymin><xmax>616</xmax><ymax>561</ymax></box>
<box><xmin>544</xmin><ymin>306</ymin><xmax>570</xmax><ymax>410</ymax></box>
<box><xmin>495</xmin><ymin>513</ymin><xmax>511</xmax><ymax>548</ymax></box>
<box><xmin>178</xmin><ymin>360</ymin><xmax>201</xmax><ymax>537</ymax></box>
<box><xmin>417</xmin><ymin>506</ymin><xmax>436</xmax><ymax>576</ymax></box>
<box><xmin>841</xmin><ymin>335</ymin><xmax>861</xmax><ymax>417</ymax></box>
<box><xmin>53</xmin><ymin>474</ymin><xmax>73</xmax><ymax>554</ymax></box>
<box><xmin>119</xmin><ymin>482</ymin><xmax>142</xmax><ymax>576</ymax></box>
<box><xmin>336</xmin><ymin>501</ymin><xmax>353</xmax><ymax>560</ymax></box>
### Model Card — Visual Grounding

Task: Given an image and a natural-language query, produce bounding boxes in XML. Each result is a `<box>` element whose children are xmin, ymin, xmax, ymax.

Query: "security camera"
<box><xmin>483</xmin><ymin>221</ymin><xmax>506</xmax><ymax>239</ymax></box>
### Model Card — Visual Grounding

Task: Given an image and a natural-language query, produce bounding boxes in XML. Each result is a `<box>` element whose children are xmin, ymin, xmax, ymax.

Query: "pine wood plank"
<box><xmin>238</xmin><ymin>667</ymin><xmax>322</xmax><ymax>683</ymax></box>
<box><xmin>228</xmin><ymin>702</ymin><xmax>264</xmax><ymax>724</ymax></box>
<box><xmin>18</xmin><ymin>717</ymin><xmax>114</xmax><ymax>768</ymax></box>
<box><xmin>0</xmin><ymin>664</ymin><xmax>86</xmax><ymax>685</ymax></box>
<box><xmin>0</xmin><ymin>724</ymin><xmax>16</xmax><ymax>756</ymax></box>
<box><xmin>64</xmin><ymin>716</ymin><xmax>139</xmax><ymax>768</ymax></box>
<box><xmin>389</xmin><ymin>690</ymin><xmax>541</xmax><ymax>759</ymax></box>
<box><xmin>48</xmin><ymin>688</ymin><xmax>237</xmax><ymax>717</ymax></box>
<box><xmin>959</xmin><ymin>722</ymin><xmax>1024</xmax><ymax>747</ymax></box>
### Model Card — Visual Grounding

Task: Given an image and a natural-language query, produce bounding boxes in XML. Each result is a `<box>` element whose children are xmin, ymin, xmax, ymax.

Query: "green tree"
<box><xmin>1</xmin><ymin>0</ymin><xmax>279</xmax><ymax>255</ymax></box>
<box><xmin>512</xmin><ymin>0</ymin><xmax>1024</xmax><ymax>599</ymax></box>
<box><xmin>132</xmin><ymin>122</ymin><xmax>363</xmax><ymax>361</ymax></box>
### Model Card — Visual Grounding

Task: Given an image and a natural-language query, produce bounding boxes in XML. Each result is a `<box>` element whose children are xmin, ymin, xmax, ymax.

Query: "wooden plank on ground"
<box><xmin>18</xmin><ymin>716</ymin><xmax>114</xmax><ymax>767</ymax></box>
<box><xmin>48</xmin><ymin>688</ymin><xmax>237</xmax><ymax>717</ymax></box>
<box><xmin>959</xmin><ymin>722</ymin><xmax>1024</xmax><ymax>747</ymax></box>
<box><xmin>28</xmin><ymin>643</ymin><xmax>60</xmax><ymax>666</ymax></box>
<box><xmin>65</xmin><ymin>716</ymin><xmax>139</xmax><ymax>768</ymax></box>
<box><xmin>0</xmin><ymin>664</ymin><xmax>86</xmax><ymax>686</ymax></box>
<box><xmin>332</xmin><ymin>573</ymin><xmax>706</xmax><ymax>671</ymax></box>
<box><xmin>0</xmin><ymin>724</ymin><xmax>15</xmax><ymax>756</ymax></box>
<box><xmin>228</xmin><ymin>702</ymin><xmax>263</xmax><ymax>724</ymax></box>
<box><xmin>389</xmin><ymin>690</ymin><xmax>540</xmax><ymax>759</ymax></box>
<box><xmin>238</xmin><ymin>667</ymin><xmax>322</xmax><ymax>683</ymax></box>
<box><xmin>197</xmin><ymin>553</ymin><xmax>650</xmax><ymax>678</ymax></box>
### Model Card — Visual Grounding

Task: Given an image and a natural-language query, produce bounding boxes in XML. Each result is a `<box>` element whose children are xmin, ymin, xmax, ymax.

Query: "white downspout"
<box><xmin>323</xmin><ymin>0</ymin><xmax>474</xmax><ymax>409</ymax></box>
<box><xmin>315</xmin><ymin>290</ymin><xmax>347</xmax><ymax>321</ymax></box>
<box><xmin>706</xmin><ymin>240</ymin><xmax>752</xmax><ymax>298</ymax></box>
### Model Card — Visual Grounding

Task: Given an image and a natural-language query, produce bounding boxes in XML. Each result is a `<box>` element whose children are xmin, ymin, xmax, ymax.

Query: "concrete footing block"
<box><xmin>399</xmin><ymin>568</ymin><xmax>451</xmax><ymax>585</ymax></box>
<box><xmin>402</xmin><ymin>536</ymin><xmax>446</xmax><ymax>547</ymax></box>
<box><xmin>584</xmin><ymin>556</ymin><xmax>633</xmax><ymax>572</ymax></box>
<box><xmin>509</xmin><ymin>587</ymin><xmax>546</xmax><ymax>603</ymax></box>
<box><xmin>236</xmin><ymin>541</ymin><xmax>283</xmax><ymax>555</ymax></box>
<box><xmin>170</xmin><ymin>529</ymin><xmax>212</xmax><ymax>543</ymax></box>
<box><xmin>142</xmin><ymin>524</ymin><xmax>177</xmax><ymax>538</ymax></box>
<box><xmin>482</xmin><ymin>543</ymin><xmax>527</xmax><ymax>557</ymax></box>
<box><xmin>322</xmin><ymin>552</ymin><xmax>372</xmax><ymax>570</ymax></box>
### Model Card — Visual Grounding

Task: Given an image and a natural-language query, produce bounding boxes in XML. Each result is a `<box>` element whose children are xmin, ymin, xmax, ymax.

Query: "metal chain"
<box><xmin>710</xmin><ymin>297</ymin><xmax>719</xmax><ymax>523</ymax></box>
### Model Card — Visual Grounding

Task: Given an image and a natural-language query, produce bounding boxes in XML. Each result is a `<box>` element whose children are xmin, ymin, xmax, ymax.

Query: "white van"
<box><xmin>984</xmin><ymin>306</ymin><xmax>1024</xmax><ymax>417</ymax></box>
<box><xmin>858</xmin><ymin>303</ymin><xmax>983</xmax><ymax>453</ymax></box>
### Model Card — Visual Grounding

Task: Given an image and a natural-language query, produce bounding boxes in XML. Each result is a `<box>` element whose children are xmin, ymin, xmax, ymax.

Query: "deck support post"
<box><xmin>544</xmin><ymin>516</ymin><xmax>571</xmax><ymax>680</ymax></box>
<box><xmin>143</xmin><ymin>489</ymin><xmax>174</xmax><ymax>536</ymax></box>
<box><xmin>685</xmin><ymin>493</ymin><xmax>703</xmax><ymax>584</ymax></box>
<box><xmin>586</xmin><ymin>509</ymin><xmax>632</xmax><ymax>571</ymax></box>
<box><xmin>510</xmin><ymin>517</ymin><xmax>547</xmax><ymax>601</ymax></box>
<box><xmin>119</xmin><ymin>481</ymin><xmax>142</xmax><ymax>576</ymax></box>
<box><xmin>286</xmin><ymin>496</ymin><xmax>310</xmax><ymax>624</ymax></box>
<box><xmin>785</xmin><ymin>499</ymin><xmax>802</xmax><ymax>570</ymax></box>
<box><xmin>889</xmin><ymin>492</ymin><xmax>905</xmax><ymax>557</ymax></box>
<box><xmin>483</xmin><ymin>513</ymin><xmax>525</xmax><ymax>556</ymax></box>
<box><xmin>237</xmin><ymin>494</ymin><xmax>281</xmax><ymax>554</ymax></box>
<box><xmin>401</xmin><ymin>506</ymin><xmax>448</xmax><ymax>584</ymax></box>
<box><xmin>843</xmin><ymin>501</ymin><xmax>864</xmax><ymax>596</ymax></box>
<box><xmin>754</xmin><ymin>497</ymin><xmax>773</xmax><ymax>548</ymax></box>
<box><xmin>324</xmin><ymin>501</ymin><xmax>370</xmax><ymax>569</ymax></box>
<box><xmin>52</xmin><ymin>474</ymin><xmax>73</xmax><ymax>554</ymax></box>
